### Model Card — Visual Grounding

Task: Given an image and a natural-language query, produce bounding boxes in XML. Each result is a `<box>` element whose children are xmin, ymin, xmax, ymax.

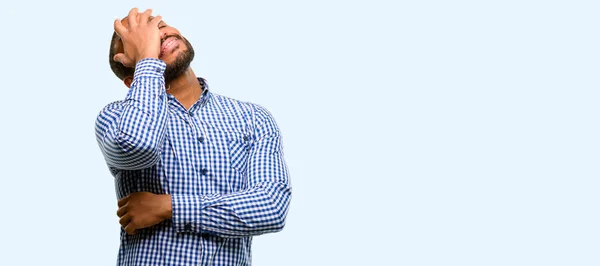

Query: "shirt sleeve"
<box><xmin>95</xmin><ymin>58</ymin><xmax>168</xmax><ymax>170</ymax></box>
<box><xmin>171</xmin><ymin>104</ymin><xmax>292</xmax><ymax>237</ymax></box>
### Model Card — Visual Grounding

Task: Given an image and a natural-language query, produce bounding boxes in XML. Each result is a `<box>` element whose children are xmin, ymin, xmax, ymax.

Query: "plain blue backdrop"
<box><xmin>0</xmin><ymin>0</ymin><xmax>598</xmax><ymax>265</ymax></box>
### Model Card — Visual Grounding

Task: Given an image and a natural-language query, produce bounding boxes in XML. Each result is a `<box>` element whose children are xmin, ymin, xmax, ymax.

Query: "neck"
<box><xmin>166</xmin><ymin>68</ymin><xmax>203</xmax><ymax>110</ymax></box>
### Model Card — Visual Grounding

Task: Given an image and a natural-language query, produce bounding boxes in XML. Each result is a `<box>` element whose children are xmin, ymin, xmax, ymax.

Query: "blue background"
<box><xmin>0</xmin><ymin>0</ymin><xmax>598</xmax><ymax>265</ymax></box>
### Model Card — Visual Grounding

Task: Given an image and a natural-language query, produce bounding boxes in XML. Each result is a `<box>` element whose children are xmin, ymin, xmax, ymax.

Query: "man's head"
<box><xmin>109</xmin><ymin>15</ymin><xmax>195</xmax><ymax>87</ymax></box>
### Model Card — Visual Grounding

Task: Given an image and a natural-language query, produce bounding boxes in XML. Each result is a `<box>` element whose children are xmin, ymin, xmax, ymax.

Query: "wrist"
<box><xmin>160</xmin><ymin>194</ymin><xmax>173</xmax><ymax>219</ymax></box>
<box><xmin>138</xmin><ymin>53</ymin><xmax>159</xmax><ymax>62</ymax></box>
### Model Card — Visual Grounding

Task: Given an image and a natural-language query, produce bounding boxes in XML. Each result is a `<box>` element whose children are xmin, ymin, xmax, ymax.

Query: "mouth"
<box><xmin>159</xmin><ymin>36</ymin><xmax>180</xmax><ymax>58</ymax></box>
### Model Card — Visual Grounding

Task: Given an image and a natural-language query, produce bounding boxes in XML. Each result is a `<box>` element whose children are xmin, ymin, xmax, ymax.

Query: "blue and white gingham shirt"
<box><xmin>95</xmin><ymin>58</ymin><xmax>291</xmax><ymax>266</ymax></box>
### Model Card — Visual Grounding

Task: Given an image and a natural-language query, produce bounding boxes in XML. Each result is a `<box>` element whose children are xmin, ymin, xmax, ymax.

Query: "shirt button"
<box><xmin>184</xmin><ymin>223</ymin><xmax>192</xmax><ymax>231</ymax></box>
<box><xmin>243</xmin><ymin>136</ymin><xmax>249</xmax><ymax>141</ymax></box>
<box><xmin>198</xmin><ymin>136</ymin><xmax>204</xmax><ymax>143</ymax></box>
<box><xmin>189</xmin><ymin>111</ymin><xmax>194</xmax><ymax>117</ymax></box>
<box><xmin>201</xmin><ymin>168</ymin><xmax>208</xmax><ymax>175</ymax></box>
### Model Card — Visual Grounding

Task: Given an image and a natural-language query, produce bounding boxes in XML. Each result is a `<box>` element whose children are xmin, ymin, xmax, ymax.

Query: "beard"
<box><xmin>163</xmin><ymin>37</ymin><xmax>195</xmax><ymax>84</ymax></box>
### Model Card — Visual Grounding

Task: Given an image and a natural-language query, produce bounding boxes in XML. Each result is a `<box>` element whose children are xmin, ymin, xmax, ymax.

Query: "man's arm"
<box><xmin>118</xmin><ymin>105</ymin><xmax>292</xmax><ymax>236</ymax></box>
<box><xmin>96</xmin><ymin>9</ymin><xmax>167</xmax><ymax>170</ymax></box>
<box><xmin>170</xmin><ymin>105</ymin><xmax>292</xmax><ymax>237</ymax></box>
<box><xmin>95</xmin><ymin>59</ymin><xmax>168</xmax><ymax>170</ymax></box>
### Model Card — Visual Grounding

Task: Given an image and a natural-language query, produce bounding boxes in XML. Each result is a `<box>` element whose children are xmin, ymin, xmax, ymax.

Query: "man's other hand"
<box><xmin>117</xmin><ymin>192</ymin><xmax>172</xmax><ymax>235</ymax></box>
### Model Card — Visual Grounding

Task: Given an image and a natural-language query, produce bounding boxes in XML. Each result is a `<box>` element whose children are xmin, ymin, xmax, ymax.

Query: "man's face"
<box><xmin>114</xmin><ymin>15</ymin><xmax>195</xmax><ymax>83</ymax></box>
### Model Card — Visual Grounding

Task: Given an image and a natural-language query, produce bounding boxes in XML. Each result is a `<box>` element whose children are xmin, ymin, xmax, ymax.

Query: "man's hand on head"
<box><xmin>117</xmin><ymin>192</ymin><xmax>172</xmax><ymax>235</ymax></box>
<box><xmin>113</xmin><ymin>7</ymin><xmax>163</xmax><ymax>67</ymax></box>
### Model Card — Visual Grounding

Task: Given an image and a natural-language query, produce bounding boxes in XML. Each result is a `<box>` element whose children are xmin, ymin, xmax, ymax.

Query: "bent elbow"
<box><xmin>271</xmin><ymin>213</ymin><xmax>288</xmax><ymax>233</ymax></box>
<box><xmin>265</xmin><ymin>186</ymin><xmax>291</xmax><ymax>233</ymax></box>
<box><xmin>110</xmin><ymin>134</ymin><xmax>162</xmax><ymax>169</ymax></box>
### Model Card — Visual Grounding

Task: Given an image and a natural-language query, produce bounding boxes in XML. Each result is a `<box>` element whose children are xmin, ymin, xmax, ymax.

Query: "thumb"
<box><xmin>113</xmin><ymin>53</ymin><xmax>135</xmax><ymax>67</ymax></box>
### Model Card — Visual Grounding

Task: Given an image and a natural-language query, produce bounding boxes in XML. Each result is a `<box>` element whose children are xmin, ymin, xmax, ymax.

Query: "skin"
<box><xmin>117</xmin><ymin>192</ymin><xmax>172</xmax><ymax>235</ymax></box>
<box><xmin>114</xmin><ymin>8</ymin><xmax>203</xmax><ymax>235</ymax></box>
<box><xmin>113</xmin><ymin>7</ymin><xmax>203</xmax><ymax>110</ymax></box>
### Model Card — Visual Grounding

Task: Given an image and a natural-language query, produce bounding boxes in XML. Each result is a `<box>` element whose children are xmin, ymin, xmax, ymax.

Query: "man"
<box><xmin>95</xmin><ymin>8</ymin><xmax>291</xmax><ymax>266</ymax></box>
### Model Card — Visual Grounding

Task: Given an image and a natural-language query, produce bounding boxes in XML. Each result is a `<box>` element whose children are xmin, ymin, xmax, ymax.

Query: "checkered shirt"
<box><xmin>95</xmin><ymin>58</ymin><xmax>291</xmax><ymax>266</ymax></box>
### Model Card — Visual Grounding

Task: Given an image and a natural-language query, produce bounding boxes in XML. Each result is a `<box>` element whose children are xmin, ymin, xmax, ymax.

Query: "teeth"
<box><xmin>160</xmin><ymin>38</ymin><xmax>176</xmax><ymax>57</ymax></box>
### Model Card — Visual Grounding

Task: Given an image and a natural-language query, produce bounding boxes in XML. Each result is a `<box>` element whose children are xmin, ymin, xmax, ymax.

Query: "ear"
<box><xmin>124</xmin><ymin>76</ymin><xmax>133</xmax><ymax>88</ymax></box>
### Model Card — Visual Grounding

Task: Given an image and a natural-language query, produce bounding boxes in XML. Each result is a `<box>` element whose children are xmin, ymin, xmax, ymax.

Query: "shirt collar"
<box><xmin>165</xmin><ymin>77</ymin><xmax>212</xmax><ymax>114</ymax></box>
<box><xmin>197</xmin><ymin>78</ymin><xmax>211</xmax><ymax>108</ymax></box>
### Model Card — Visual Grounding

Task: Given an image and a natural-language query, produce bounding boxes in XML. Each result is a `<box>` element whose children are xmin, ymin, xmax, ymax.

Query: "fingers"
<box><xmin>149</xmin><ymin>15</ymin><xmax>162</xmax><ymax>27</ymax></box>
<box><xmin>114</xmin><ymin>19</ymin><xmax>126</xmax><ymax>37</ymax></box>
<box><xmin>127</xmin><ymin>8</ymin><xmax>139</xmax><ymax>27</ymax></box>
<box><xmin>113</xmin><ymin>53</ymin><xmax>135</xmax><ymax>67</ymax></box>
<box><xmin>115</xmin><ymin>7</ymin><xmax>162</xmax><ymax>65</ymax></box>
<box><xmin>116</xmin><ymin>8</ymin><xmax>157</xmax><ymax>36</ymax></box>
<box><xmin>118</xmin><ymin>195</ymin><xmax>129</xmax><ymax>207</ymax></box>
<box><xmin>124</xmin><ymin>223</ymin><xmax>137</xmax><ymax>235</ymax></box>
<box><xmin>117</xmin><ymin>204</ymin><xmax>128</xmax><ymax>217</ymax></box>
<box><xmin>118</xmin><ymin>207</ymin><xmax>136</xmax><ymax>235</ymax></box>
<box><xmin>113</xmin><ymin>53</ymin><xmax>123</xmax><ymax>63</ymax></box>
<box><xmin>119</xmin><ymin>213</ymin><xmax>132</xmax><ymax>227</ymax></box>
<box><xmin>140</xmin><ymin>9</ymin><xmax>152</xmax><ymax>25</ymax></box>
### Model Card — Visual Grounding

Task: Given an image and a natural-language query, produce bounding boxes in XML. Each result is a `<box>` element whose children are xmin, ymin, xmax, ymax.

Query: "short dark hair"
<box><xmin>108</xmin><ymin>32</ymin><xmax>133</xmax><ymax>80</ymax></box>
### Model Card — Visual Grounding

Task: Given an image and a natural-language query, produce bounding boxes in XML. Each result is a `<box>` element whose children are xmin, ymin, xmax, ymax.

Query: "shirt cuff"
<box><xmin>126</xmin><ymin>58</ymin><xmax>167</xmax><ymax>103</ymax></box>
<box><xmin>171</xmin><ymin>194</ymin><xmax>203</xmax><ymax>234</ymax></box>
<box><xmin>133</xmin><ymin>58</ymin><xmax>166</xmax><ymax>79</ymax></box>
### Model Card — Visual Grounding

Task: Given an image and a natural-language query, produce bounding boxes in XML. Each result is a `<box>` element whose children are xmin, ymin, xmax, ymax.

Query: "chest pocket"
<box><xmin>227</xmin><ymin>133</ymin><xmax>253</xmax><ymax>175</ymax></box>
